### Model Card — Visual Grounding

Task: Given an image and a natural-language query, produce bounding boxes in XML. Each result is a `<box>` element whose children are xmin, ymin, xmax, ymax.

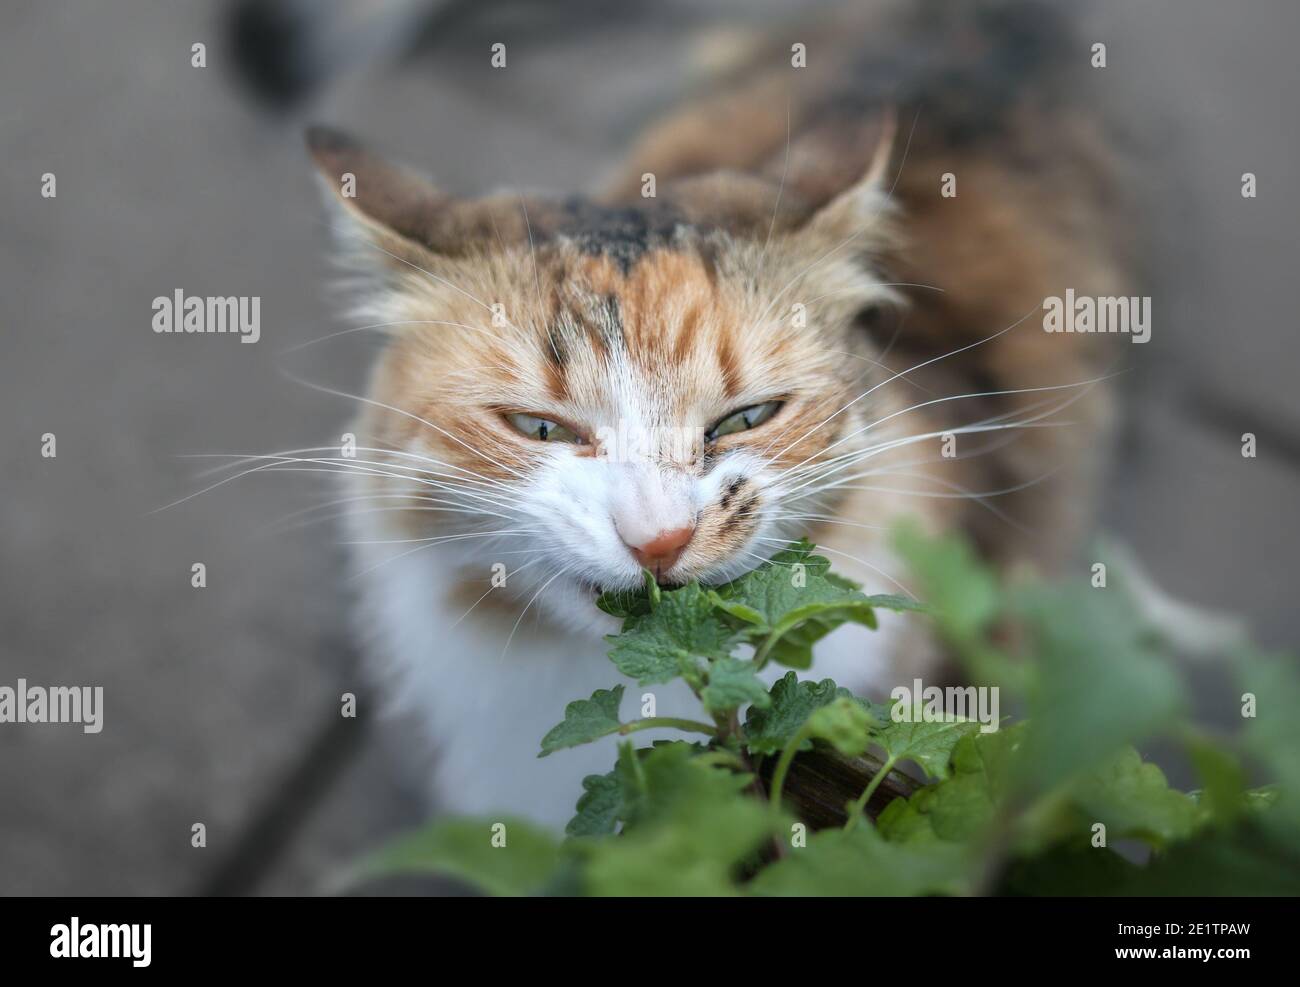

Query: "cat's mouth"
<box><xmin>577</xmin><ymin>575</ymin><xmax>686</xmax><ymax>600</ymax></box>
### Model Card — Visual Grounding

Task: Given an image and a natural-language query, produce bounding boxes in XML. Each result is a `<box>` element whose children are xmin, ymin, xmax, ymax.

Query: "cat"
<box><xmin>305</xmin><ymin>1</ymin><xmax>1132</xmax><ymax>828</ymax></box>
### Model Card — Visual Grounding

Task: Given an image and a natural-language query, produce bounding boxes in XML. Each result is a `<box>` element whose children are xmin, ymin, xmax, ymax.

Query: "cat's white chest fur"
<box><xmin>349</xmin><ymin>509</ymin><xmax>914</xmax><ymax>831</ymax></box>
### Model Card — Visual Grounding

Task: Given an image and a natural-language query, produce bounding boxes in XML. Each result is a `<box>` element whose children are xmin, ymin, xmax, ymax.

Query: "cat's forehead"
<box><xmin>384</xmin><ymin>197</ymin><xmax>872</xmax><ymax>424</ymax></box>
<box><xmin>522</xmin><ymin>240</ymin><xmax>796</xmax><ymax>414</ymax></box>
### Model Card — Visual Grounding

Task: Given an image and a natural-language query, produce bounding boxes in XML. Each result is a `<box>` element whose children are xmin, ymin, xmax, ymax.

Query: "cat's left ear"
<box><xmin>802</xmin><ymin>107</ymin><xmax>898</xmax><ymax>245</ymax></box>
<box><xmin>305</xmin><ymin>125</ymin><xmax>462</xmax><ymax>260</ymax></box>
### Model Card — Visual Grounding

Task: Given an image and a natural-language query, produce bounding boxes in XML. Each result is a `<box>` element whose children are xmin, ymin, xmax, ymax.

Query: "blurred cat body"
<box><xmin>314</xmin><ymin>2</ymin><xmax>1132</xmax><ymax>827</ymax></box>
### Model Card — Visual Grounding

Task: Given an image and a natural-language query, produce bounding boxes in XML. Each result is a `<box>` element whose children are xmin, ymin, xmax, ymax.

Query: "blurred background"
<box><xmin>2</xmin><ymin>0</ymin><xmax>1298</xmax><ymax>894</ymax></box>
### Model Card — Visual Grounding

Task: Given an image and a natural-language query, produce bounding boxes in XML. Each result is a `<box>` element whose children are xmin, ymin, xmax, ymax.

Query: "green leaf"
<box><xmin>700</xmin><ymin>657</ymin><xmax>771</xmax><ymax>716</ymax></box>
<box><xmin>606</xmin><ymin>583</ymin><xmax>738</xmax><ymax>685</ymax></box>
<box><xmin>709</xmin><ymin>540</ymin><xmax>885</xmax><ymax>667</ymax></box>
<box><xmin>1237</xmin><ymin>649</ymin><xmax>1300</xmax><ymax>838</ymax></box>
<box><xmin>999</xmin><ymin>840</ymin><xmax>1140</xmax><ymax>896</ymax></box>
<box><xmin>360</xmin><ymin>817</ymin><xmax>561</xmax><ymax>896</ymax></box>
<box><xmin>870</xmin><ymin>703</ymin><xmax>983</xmax><ymax>781</ymax></box>
<box><xmin>893</xmin><ymin>520</ymin><xmax>999</xmax><ymax>642</ymax></box>
<box><xmin>758</xmin><ymin>623</ymin><xmax>820</xmax><ymax>670</ymax></box>
<box><xmin>539</xmin><ymin>685</ymin><xmax>624</xmax><ymax>757</ymax></box>
<box><xmin>577</xmin><ymin>743</ymin><xmax>777</xmax><ymax>896</ymax></box>
<box><xmin>1111</xmin><ymin>822</ymin><xmax>1300</xmax><ymax>896</ymax></box>
<box><xmin>565</xmin><ymin>771</ymin><xmax>624</xmax><ymax>838</ymax></box>
<box><xmin>1185</xmin><ymin>733</ymin><xmax>1249</xmax><ymax>828</ymax></box>
<box><xmin>807</xmin><ymin>696</ymin><xmax>874</xmax><ymax>757</ymax></box>
<box><xmin>750</xmin><ymin>826</ymin><xmax>971</xmax><ymax>897</ymax></box>
<box><xmin>1017</xmin><ymin>581</ymin><xmax>1185</xmax><ymax>788</ymax></box>
<box><xmin>862</xmin><ymin>592</ymin><xmax>930</xmax><ymax>614</ymax></box>
<box><xmin>878</xmin><ymin>726</ymin><xmax>1025</xmax><ymax>845</ymax></box>
<box><xmin>595</xmin><ymin>570</ymin><xmax>661</xmax><ymax>620</ymax></box>
<box><xmin>744</xmin><ymin>671</ymin><xmax>856</xmax><ymax>756</ymax></box>
<box><xmin>1070</xmin><ymin>747</ymin><xmax>1201</xmax><ymax>849</ymax></box>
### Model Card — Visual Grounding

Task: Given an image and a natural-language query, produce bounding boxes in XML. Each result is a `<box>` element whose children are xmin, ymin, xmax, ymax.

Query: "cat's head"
<box><xmin>308</xmin><ymin>125</ymin><xmax>906</xmax><ymax>630</ymax></box>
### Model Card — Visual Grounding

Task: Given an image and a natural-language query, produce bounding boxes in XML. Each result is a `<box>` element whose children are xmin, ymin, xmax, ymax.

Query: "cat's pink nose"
<box><xmin>625</xmin><ymin>525</ymin><xmax>695</xmax><ymax>576</ymax></box>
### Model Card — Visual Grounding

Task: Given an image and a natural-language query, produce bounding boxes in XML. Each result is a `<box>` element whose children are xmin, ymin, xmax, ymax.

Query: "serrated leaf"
<box><xmin>1071</xmin><ymin>747</ymin><xmax>1202</xmax><ymax>848</ymax></box>
<box><xmin>871</xmin><ymin>704</ymin><xmax>983</xmax><ymax>781</ymax></box>
<box><xmin>744</xmin><ymin>671</ymin><xmax>856</xmax><ymax>756</ymax></box>
<box><xmin>577</xmin><ymin>743</ymin><xmax>777</xmax><ymax>895</ymax></box>
<box><xmin>878</xmin><ymin>726</ymin><xmax>1025</xmax><ymax>845</ymax></box>
<box><xmin>709</xmin><ymin>540</ymin><xmax>884</xmax><ymax>667</ymax></box>
<box><xmin>360</xmin><ymin>817</ymin><xmax>561</xmax><ymax>896</ymax></box>
<box><xmin>606</xmin><ymin>583</ymin><xmax>738</xmax><ymax>685</ymax></box>
<box><xmin>700</xmin><ymin>657</ymin><xmax>771</xmax><ymax>716</ymax></box>
<box><xmin>565</xmin><ymin>771</ymin><xmax>623</xmax><ymax>838</ymax></box>
<box><xmin>539</xmin><ymin>685</ymin><xmax>624</xmax><ymax>757</ymax></box>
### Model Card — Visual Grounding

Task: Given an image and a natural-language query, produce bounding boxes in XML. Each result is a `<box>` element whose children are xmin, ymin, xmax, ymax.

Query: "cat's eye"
<box><xmin>705</xmin><ymin>401</ymin><xmax>783</xmax><ymax>442</ymax></box>
<box><xmin>504</xmin><ymin>412</ymin><xmax>585</xmax><ymax>444</ymax></box>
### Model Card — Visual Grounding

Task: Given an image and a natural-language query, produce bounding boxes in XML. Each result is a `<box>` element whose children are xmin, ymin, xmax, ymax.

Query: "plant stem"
<box><xmin>843</xmin><ymin>755</ymin><xmax>898</xmax><ymax>834</ymax></box>
<box><xmin>695</xmin><ymin>749</ymin><xmax>746</xmax><ymax>770</ymax></box>
<box><xmin>618</xmin><ymin>717</ymin><xmax>718</xmax><ymax>738</ymax></box>
<box><xmin>769</xmin><ymin>721</ymin><xmax>816</xmax><ymax>812</ymax></box>
<box><xmin>752</xmin><ymin>630</ymin><xmax>783</xmax><ymax>670</ymax></box>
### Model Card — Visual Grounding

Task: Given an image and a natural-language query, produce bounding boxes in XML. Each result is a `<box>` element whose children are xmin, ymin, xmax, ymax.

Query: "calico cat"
<box><xmin>306</xmin><ymin>1</ymin><xmax>1131</xmax><ymax>827</ymax></box>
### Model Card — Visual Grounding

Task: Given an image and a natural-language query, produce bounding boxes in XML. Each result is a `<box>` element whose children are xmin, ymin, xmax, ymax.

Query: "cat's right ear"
<box><xmin>305</xmin><ymin>125</ymin><xmax>455</xmax><ymax>262</ymax></box>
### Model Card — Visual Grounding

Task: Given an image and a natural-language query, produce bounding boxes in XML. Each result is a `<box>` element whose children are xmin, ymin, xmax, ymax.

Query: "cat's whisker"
<box><xmin>770</xmin><ymin>369</ymin><xmax>1112</xmax><ymax>490</ymax></box>
<box><xmin>772</xmin><ymin>387</ymin><xmax>1068</xmax><ymax>486</ymax></box>
<box><xmin>807</xmin><ymin>467</ymin><xmax>1054</xmax><ymax>534</ymax></box>
<box><xmin>443</xmin><ymin>364</ymin><xmax>528</xmax><ymax>384</ymax></box>
<box><xmin>265</xmin><ymin>490</ymin><xmax>508</xmax><ymax>523</ymax></box>
<box><xmin>779</xmin><ymin>418</ymin><xmax>1073</xmax><ymax>499</ymax></box>
<box><xmin>186</xmin><ymin>446</ymin><xmax>517</xmax><ymax>492</ymax></box>
<box><xmin>343</xmin><ymin>527</ymin><xmax>541</xmax><ymax>547</ymax></box>
<box><xmin>758</xmin><ymin>512</ymin><xmax>891</xmax><ymax>532</ymax></box>
<box><xmin>804</xmin><ymin>282</ymin><xmax>946</xmax><ymax>304</ymax></box>
<box><xmin>761</xmin><ymin>95</ymin><xmax>792</xmax><ymax>255</ymax></box>
<box><xmin>818</xmin><ymin>464</ymin><xmax>1062</xmax><ymax>502</ymax></box>
<box><xmin>448</xmin><ymin>557</ymin><xmax>546</xmax><ymax>631</ymax></box>
<box><xmin>198</xmin><ymin>454</ymin><xmax>524</xmax><ymax>507</ymax></box>
<box><xmin>517</xmin><ymin>193</ymin><xmax>560</xmax><ymax>367</ymax></box>
<box><xmin>274</xmin><ymin>364</ymin><xmax>533</xmax><ymax>481</ymax></box>
<box><xmin>824</xmin><ymin>347</ymin><xmax>935</xmax><ymax>396</ymax></box>
<box><xmin>266</xmin><ymin>504</ymin><xmax>522</xmax><ymax>536</ymax></box>
<box><xmin>753</xmin><ymin>535</ymin><xmax>918</xmax><ymax>600</ymax></box>
<box><xmin>347</xmin><ymin>526</ymin><xmax>531</xmax><ymax>581</ymax></box>
<box><xmin>500</xmin><ymin>563</ymin><xmax>575</xmax><ymax>660</ymax></box>
<box><xmin>757</xmin><ymin>304</ymin><xmax>1041</xmax><ymax>469</ymax></box>
<box><xmin>279</xmin><ymin>319</ymin><xmax>508</xmax><ymax>355</ymax></box>
<box><xmin>155</xmin><ymin>456</ymin><xmax>523</xmax><ymax>518</ymax></box>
